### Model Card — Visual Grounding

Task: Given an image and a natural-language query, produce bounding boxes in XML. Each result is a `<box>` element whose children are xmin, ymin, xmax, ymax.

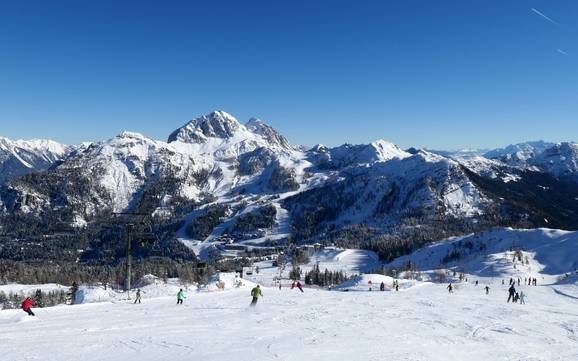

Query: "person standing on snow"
<box><xmin>134</xmin><ymin>289</ymin><xmax>142</xmax><ymax>304</ymax></box>
<box><xmin>447</xmin><ymin>283</ymin><xmax>453</xmax><ymax>293</ymax></box>
<box><xmin>485</xmin><ymin>286</ymin><xmax>490</xmax><ymax>295</ymax></box>
<box><xmin>368</xmin><ymin>280</ymin><xmax>373</xmax><ymax>291</ymax></box>
<box><xmin>507</xmin><ymin>285</ymin><xmax>516</xmax><ymax>303</ymax></box>
<box><xmin>250</xmin><ymin>285</ymin><xmax>263</xmax><ymax>306</ymax></box>
<box><xmin>22</xmin><ymin>297</ymin><xmax>35</xmax><ymax>316</ymax></box>
<box><xmin>380</xmin><ymin>282</ymin><xmax>385</xmax><ymax>291</ymax></box>
<box><xmin>177</xmin><ymin>289</ymin><xmax>185</xmax><ymax>305</ymax></box>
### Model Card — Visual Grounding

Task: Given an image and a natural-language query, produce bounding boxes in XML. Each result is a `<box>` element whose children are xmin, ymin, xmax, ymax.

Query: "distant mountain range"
<box><xmin>1</xmin><ymin>111</ymin><xmax>578</xmax><ymax>263</ymax></box>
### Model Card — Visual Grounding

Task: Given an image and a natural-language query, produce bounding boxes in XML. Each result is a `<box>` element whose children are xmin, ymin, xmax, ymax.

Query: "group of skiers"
<box><xmin>502</xmin><ymin>277</ymin><xmax>538</xmax><ymax>286</ymax></box>
<box><xmin>445</xmin><ymin>278</ymin><xmax>529</xmax><ymax>304</ymax></box>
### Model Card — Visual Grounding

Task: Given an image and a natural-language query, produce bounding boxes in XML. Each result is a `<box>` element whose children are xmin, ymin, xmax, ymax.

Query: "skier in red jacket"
<box><xmin>22</xmin><ymin>297</ymin><xmax>35</xmax><ymax>316</ymax></box>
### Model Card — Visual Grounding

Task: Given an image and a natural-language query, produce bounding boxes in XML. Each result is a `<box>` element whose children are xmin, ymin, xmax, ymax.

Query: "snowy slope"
<box><xmin>1</xmin><ymin>281</ymin><xmax>577</xmax><ymax>361</ymax></box>
<box><xmin>386</xmin><ymin>228</ymin><xmax>578</xmax><ymax>284</ymax></box>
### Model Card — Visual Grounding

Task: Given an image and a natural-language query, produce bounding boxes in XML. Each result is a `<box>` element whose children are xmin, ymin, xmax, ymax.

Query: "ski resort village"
<box><xmin>2</xmin><ymin>2</ymin><xmax>578</xmax><ymax>361</ymax></box>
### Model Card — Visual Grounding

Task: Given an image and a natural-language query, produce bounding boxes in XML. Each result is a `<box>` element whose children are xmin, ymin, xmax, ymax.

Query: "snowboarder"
<box><xmin>177</xmin><ymin>289</ymin><xmax>185</xmax><ymax>305</ymax></box>
<box><xmin>296</xmin><ymin>281</ymin><xmax>304</xmax><ymax>293</ymax></box>
<box><xmin>519</xmin><ymin>291</ymin><xmax>526</xmax><ymax>304</ymax></box>
<box><xmin>507</xmin><ymin>285</ymin><xmax>516</xmax><ymax>303</ymax></box>
<box><xmin>134</xmin><ymin>289</ymin><xmax>142</xmax><ymax>304</ymax></box>
<box><xmin>447</xmin><ymin>283</ymin><xmax>453</xmax><ymax>293</ymax></box>
<box><xmin>21</xmin><ymin>297</ymin><xmax>35</xmax><ymax>316</ymax></box>
<box><xmin>380</xmin><ymin>281</ymin><xmax>385</xmax><ymax>291</ymax></box>
<box><xmin>250</xmin><ymin>285</ymin><xmax>262</xmax><ymax>307</ymax></box>
<box><xmin>484</xmin><ymin>286</ymin><xmax>490</xmax><ymax>295</ymax></box>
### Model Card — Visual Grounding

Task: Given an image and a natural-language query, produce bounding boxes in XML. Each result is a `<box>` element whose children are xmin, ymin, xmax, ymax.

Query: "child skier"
<box><xmin>177</xmin><ymin>289</ymin><xmax>185</xmax><ymax>305</ymax></box>
<box><xmin>519</xmin><ymin>291</ymin><xmax>526</xmax><ymax>305</ymax></box>
<box><xmin>134</xmin><ymin>289</ymin><xmax>142</xmax><ymax>304</ymax></box>
<box><xmin>296</xmin><ymin>281</ymin><xmax>304</xmax><ymax>293</ymax></box>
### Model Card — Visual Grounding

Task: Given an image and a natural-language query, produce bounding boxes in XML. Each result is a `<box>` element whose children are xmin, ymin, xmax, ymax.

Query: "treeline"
<box><xmin>304</xmin><ymin>265</ymin><xmax>348</xmax><ymax>287</ymax></box>
<box><xmin>0</xmin><ymin>258</ymin><xmax>210</xmax><ymax>286</ymax></box>
<box><xmin>0</xmin><ymin>288</ymin><xmax>69</xmax><ymax>310</ymax></box>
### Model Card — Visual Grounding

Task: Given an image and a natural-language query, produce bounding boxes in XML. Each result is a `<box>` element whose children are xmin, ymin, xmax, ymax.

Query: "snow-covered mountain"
<box><xmin>0</xmin><ymin>137</ymin><xmax>73</xmax><ymax>185</ymax></box>
<box><xmin>2</xmin><ymin>111</ymin><xmax>578</xmax><ymax>263</ymax></box>
<box><xmin>483</xmin><ymin>141</ymin><xmax>555</xmax><ymax>166</ymax></box>
<box><xmin>531</xmin><ymin>142</ymin><xmax>578</xmax><ymax>180</ymax></box>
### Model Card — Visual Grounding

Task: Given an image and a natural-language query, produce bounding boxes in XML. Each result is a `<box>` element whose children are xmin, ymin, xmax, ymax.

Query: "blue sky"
<box><xmin>0</xmin><ymin>1</ymin><xmax>577</xmax><ymax>149</ymax></box>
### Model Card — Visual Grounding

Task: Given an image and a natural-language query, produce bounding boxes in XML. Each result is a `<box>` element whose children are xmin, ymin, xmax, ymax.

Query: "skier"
<box><xmin>447</xmin><ymin>283</ymin><xmax>453</xmax><ymax>293</ymax></box>
<box><xmin>250</xmin><ymin>285</ymin><xmax>262</xmax><ymax>307</ymax></box>
<box><xmin>368</xmin><ymin>280</ymin><xmax>373</xmax><ymax>291</ymax></box>
<box><xmin>507</xmin><ymin>285</ymin><xmax>516</xmax><ymax>303</ymax></box>
<box><xmin>484</xmin><ymin>286</ymin><xmax>490</xmax><ymax>295</ymax></box>
<box><xmin>296</xmin><ymin>281</ymin><xmax>304</xmax><ymax>293</ymax></box>
<box><xmin>519</xmin><ymin>291</ymin><xmax>526</xmax><ymax>305</ymax></box>
<box><xmin>475</xmin><ymin>280</ymin><xmax>479</xmax><ymax>286</ymax></box>
<box><xmin>517</xmin><ymin>278</ymin><xmax>520</xmax><ymax>286</ymax></box>
<box><xmin>502</xmin><ymin>279</ymin><xmax>505</xmax><ymax>285</ymax></box>
<box><xmin>177</xmin><ymin>289</ymin><xmax>185</xmax><ymax>305</ymax></box>
<box><xmin>380</xmin><ymin>281</ymin><xmax>385</xmax><ymax>291</ymax></box>
<box><xmin>514</xmin><ymin>292</ymin><xmax>519</xmax><ymax>303</ymax></box>
<box><xmin>291</xmin><ymin>281</ymin><xmax>296</xmax><ymax>290</ymax></box>
<box><xmin>21</xmin><ymin>297</ymin><xmax>35</xmax><ymax>316</ymax></box>
<box><xmin>134</xmin><ymin>289</ymin><xmax>142</xmax><ymax>304</ymax></box>
<box><xmin>395</xmin><ymin>282</ymin><xmax>399</xmax><ymax>292</ymax></box>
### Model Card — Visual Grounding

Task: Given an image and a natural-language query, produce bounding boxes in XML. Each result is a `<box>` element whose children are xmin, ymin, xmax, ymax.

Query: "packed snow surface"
<box><xmin>1</xmin><ymin>281</ymin><xmax>577</xmax><ymax>361</ymax></box>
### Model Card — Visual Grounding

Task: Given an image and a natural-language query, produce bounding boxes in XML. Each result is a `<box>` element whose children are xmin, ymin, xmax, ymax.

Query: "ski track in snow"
<box><xmin>1</xmin><ymin>282</ymin><xmax>577</xmax><ymax>361</ymax></box>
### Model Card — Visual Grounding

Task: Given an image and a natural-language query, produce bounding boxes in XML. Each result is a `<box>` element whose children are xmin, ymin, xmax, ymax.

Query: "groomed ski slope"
<box><xmin>1</xmin><ymin>281</ymin><xmax>577</xmax><ymax>361</ymax></box>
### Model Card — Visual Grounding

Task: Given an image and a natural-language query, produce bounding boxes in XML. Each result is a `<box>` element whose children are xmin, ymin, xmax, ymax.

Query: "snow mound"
<box><xmin>206</xmin><ymin>272</ymin><xmax>257</xmax><ymax>291</ymax></box>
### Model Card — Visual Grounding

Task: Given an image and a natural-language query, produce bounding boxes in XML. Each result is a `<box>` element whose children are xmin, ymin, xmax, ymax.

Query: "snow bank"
<box><xmin>335</xmin><ymin>274</ymin><xmax>420</xmax><ymax>291</ymax></box>
<box><xmin>206</xmin><ymin>272</ymin><xmax>257</xmax><ymax>291</ymax></box>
